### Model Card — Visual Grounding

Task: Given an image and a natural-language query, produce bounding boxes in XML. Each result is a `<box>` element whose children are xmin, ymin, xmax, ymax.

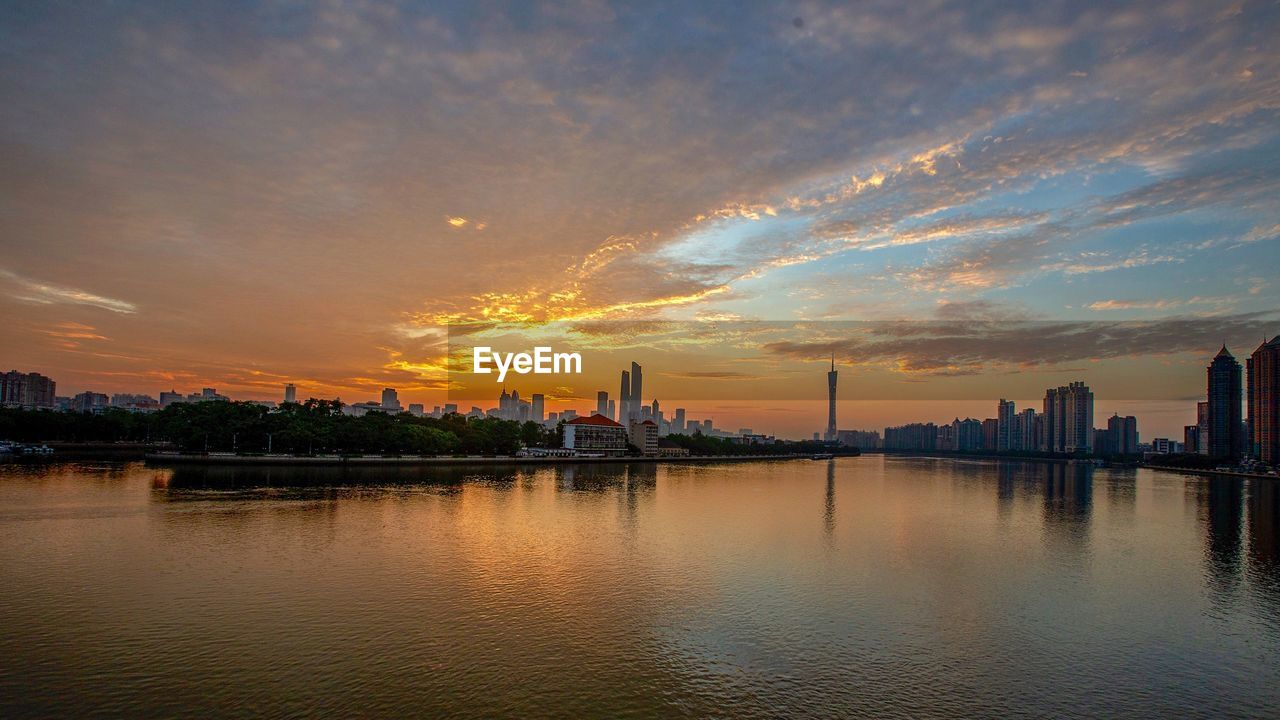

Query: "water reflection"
<box><xmin>823</xmin><ymin>460</ymin><xmax>836</xmax><ymax>543</ymax></box>
<box><xmin>1247</xmin><ymin>479</ymin><xmax>1280</xmax><ymax>619</ymax></box>
<box><xmin>1198</xmin><ymin>477</ymin><xmax>1245</xmax><ymax>596</ymax></box>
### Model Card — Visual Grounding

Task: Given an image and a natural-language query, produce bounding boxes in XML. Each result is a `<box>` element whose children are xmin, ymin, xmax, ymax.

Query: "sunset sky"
<box><xmin>2</xmin><ymin>1</ymin><xmax>1278</xmax><ymax>438</ymax></box>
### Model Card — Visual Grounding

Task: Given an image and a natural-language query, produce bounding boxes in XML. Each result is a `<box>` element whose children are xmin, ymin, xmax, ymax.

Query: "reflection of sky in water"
<box><xmin>1</xmin><ymin>458</ymin><xmax>1278</xmax><ymax>717</ymax></box>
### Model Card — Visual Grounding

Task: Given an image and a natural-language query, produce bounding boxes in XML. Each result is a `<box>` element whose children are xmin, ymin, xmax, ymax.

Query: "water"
<box><xmin>0</xmin><ymin>456</ymin><xmax>1277</xmax><ymax>718</ymax></box>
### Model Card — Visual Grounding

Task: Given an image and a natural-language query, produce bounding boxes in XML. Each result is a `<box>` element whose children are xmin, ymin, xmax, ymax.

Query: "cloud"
<box><xmin>761</xmin><ymin>313</ymin><xmax>1280</xmax><ymax>375</ymax></box>
<box><xmin>0</xmin><ymin>270</ymin><xmax>137</xmax><ymax>314</ymax></box>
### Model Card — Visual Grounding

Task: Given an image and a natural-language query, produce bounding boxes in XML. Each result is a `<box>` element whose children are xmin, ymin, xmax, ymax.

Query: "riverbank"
<box><xmin>143</xmin><ymin>452</ymin><xmax>832</xmax><ymax>466</ymax></box>
<box><xmin>1145</xmin><ymin>464</ymin><xmax>1279</xmax><ymax>481</ymax></box>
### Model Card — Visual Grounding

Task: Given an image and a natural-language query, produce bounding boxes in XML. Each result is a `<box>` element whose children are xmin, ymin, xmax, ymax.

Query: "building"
<box><xmin>531</xmin><ymin>394</ymin><xmax>545</xmax><ymax>423</ymax></box>
<box><xmin>187</xmin><ymin>388</ymin><xmax>228</xmax><ymax>403</ymax></box>
<box><xmin>1195</xmin><ymin>401</ymin><xmax>1209</xmax><ymax>454</ymax></box>
<box><xmin>657</xmin><ymin>438</ymin><xmax>689</xmax><ymax>457</ymax></box>
<box><xmin>836</xmin><ymin>429</ymin><xmax>881</xmax><ymax>450</ymax></box>
<box><xmin>1248</xmin><ymin>335</ymin><xmax>1280</xmax><ymax>465</ymax></box>
<box><xmin>1043</xmin><ymin>382</ymin><xmax>1094</xmax><ymax>453</ymax></box>
<box><xmin>0</xmin><ymin>370</ymin><xmax>56</xmax><ymax>409</ymax></box>
<box><xmin>883</xmin><ymin>423</ymin><xmax>938</xmax><ymax>450</ymax></box>
<box><xmin>70</xmin><ymin>391</ymin><xmax>109</xmax><ymax>413</ymax></box>
<box><xmin>381</xmin><ymin>387</ymin><xmax>402</xmax><ymax>412</ymax></box>
<box><xmin>997</xmin><ymin>399</ymin><xmax>1016</xmax><ymax>451</ymax></box>
<box><xmin>673</xmin><ymin>408</ymin><xmax>686</xmax><ymax>433</ymax></box>
<box><xmin>1104</xmin><ymin>414</ymin><xmax>1138</xmax><ymax>455</ymax></box>
<box><xmin>562</xmin><ymin>414</ymin><xmax>628</xmax><ymax>456</ymax></box>
<box><xmin>1206</xmin><ymin>346</ymin><xmax>1244</xmax><ymax>462</ymax></box>
<box><xmin>981</xmin><ymin>418</ymin><xmax>998</xmax><ymax>450</ymax></box>
<box><xmin>596</xmin><ymin>391</ymin><xmax>608</xmax><ymax>418</ymax></box>
<box><xmin>825</xmin><ymin>356</ymin><xmax>838</xmax><ymax>442</ymax></box>
<box><xmin>953</xmin><ymin>417</ymin><xmax>984</xmax><ymax>451</ymax></box>
<box><xmin>159</xmin><ymin>390</ymin><xmax>186</xmax><ymax>408</ymax></box>
<box><xmin>408</xmin><ymin>403</ymin><xmax>424</xmax><ymax>417</ymax></box>
<box><xmin>1184</xmin><ymin>425</ymin><xmax>1200</xmax><ymax>453</ymax></box>
<box><xmin>629</xmin><ymin>419</ymin><xmax>659</xmax><ymax>456</ymax></box>
<box><xmin>111</xmin><ymin>393</ymin><xmax>159</xmax><ymax>412</ymax></box>
<box><xmin>284</xmin><ymin>383</ymin><xmax>297</xmax><ymax>404</ymax></box>
<box><xmin>606</xmin><ymin>399</ymin><xmax>616</xmax><ymax>422</ymax></box>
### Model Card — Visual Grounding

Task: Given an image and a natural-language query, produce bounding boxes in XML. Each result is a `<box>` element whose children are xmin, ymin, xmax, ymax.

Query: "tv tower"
<box><xmin>825</xmin><ymin>354</ymin><xmax>838</xmax><ymax>442</ymax></box>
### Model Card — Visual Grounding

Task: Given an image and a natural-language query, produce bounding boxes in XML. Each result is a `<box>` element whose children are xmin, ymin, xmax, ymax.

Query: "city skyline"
<box><xmin>3</xmin><ymin>1</ymin><xmax>1279</xmax><ymax>439</ymax></box>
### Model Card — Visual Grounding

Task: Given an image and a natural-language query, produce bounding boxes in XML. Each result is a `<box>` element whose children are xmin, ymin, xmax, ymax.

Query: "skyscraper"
<box><xmin>674</xmin><ymin>408</ymin><xmax>685</xmax><ymax>434</ymax></box>
<box><xmin>531</xmin><ymin>393</ymin><xmax>545</xmax><ymax>423</ymax></box>
<box><xmin>1043</xmin><ymin>382</ymin><xmax>1093</xmax><ymax>453</ymax></box>
<box><xmin>1206</xmin><ymin>345</ymin><xmax>1243</xmax><ymax>462</ymax></box>
<box><xmin>997</xmin><ymin>399</ymin><xmax>1016</xmax><ymax>451</ymax></box>
<box><xmin>0</xmin><ymin>370</ymin><xmax>56</xmax><ymax>409</ymax></box>
<box><xmin>825</xmin><ymin>355</ymin><xmax>837</xmax><ymax>442</ymax></box>
<box><xmin>596</xmin><ymin>391</ymin><xmax>608</xmax><ymax>418</ymax></box>
<box><xmin>1247</xmin><ymin>336</ymin><xmax>1280</xmax><ymax>464</ymax></box>
<box><xmin>619</xmin><ymin>370</ymin><xmax>631</xmax><ymax>424</ymax></box>
<box><xmin>1196</xmin><ymin>401</ymin><xmax>1209</xmax><ymax>454</ymax></box>
<box><xmin>284</xmin><ymin>383</ymin><xmax>297</xmax><ymax>404</ymax></box>
<box><xmin>1106</xmin><ymin>414</ymin><xmax>1138</xmax><ymax>455</ymax></box>
<box><xmin>631</xmin><ymin>362</ymin><xmax>643</xmax><ymax>423</ymax></box>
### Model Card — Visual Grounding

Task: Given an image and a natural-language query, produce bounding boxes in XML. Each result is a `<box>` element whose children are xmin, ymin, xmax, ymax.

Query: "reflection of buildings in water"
<box><xmin>1103</xmin><ymin>469</ymin><xmax>1138</xmax><ymax>522</ymax></box>
<box><xmin>554</xmin><ymin>463</ymin><xmax>625</xmax><ymax>490</ymax></box>
<box><xmin>996</xmin><ymin>462</ymin><xmax>1017</xmax><ymax>504</ymax></box>
<box><xmin>823</xmin><ymin>460</ymin><xmax>835</xmax><ymax>541</ymax></box>
<box><xmin>160</xmin><ymin>463</ymin><xmax>530</xmax><ymax>496</ymax></box>
<box><xmin>1199</xmin><ymin>477</ymin><xmax>1244</xmax><ymax>596</ymax></box>
<box><xmin>1040</xmin><ymin>464</ymin><xmax>1094</xmax><ymax>548</ymax></box>
<box><xmin>1247</xmin><ymin>479</ymin><xmax>1280</xmax><ymax>616</ymax></box>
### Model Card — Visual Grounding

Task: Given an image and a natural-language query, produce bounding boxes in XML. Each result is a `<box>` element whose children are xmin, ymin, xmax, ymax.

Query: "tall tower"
<box><xmin>631</xmin><ymin>361</ymin><xmax>643</xmax><ymax>423</ymax></box>
<box><xmin>619</xmin><ymin>370</ymin><xmax>631</xmax><ymax>423</ymax></box>
<box><xmin>1207</xmin><ymin>345</ymin><xmax>1243</xmax><ymax>461</ymax></box>
<box><xmin>596</xmin><ymin>391</ymin><xmax>609</xmax><ymax>418</ymax></box>
<box><xmin>825</xmin><ymin>355</ymin><xmax>838</xmax><ymax>442</ymax></box>
<box><xmin>284</xmin><ymin>383</ymin><xmax>296</xmax><ymax>404</ymax></box>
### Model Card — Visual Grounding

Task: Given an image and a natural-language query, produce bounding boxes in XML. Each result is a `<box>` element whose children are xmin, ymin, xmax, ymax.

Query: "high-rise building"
<box><xmin>1248</xmin><ymin>335</ymin><xmax>1280</xmax><ymax>465</ymax></box>
<box><xmin>1207</xmin><ymin>346</ymin><xmax>1243</xmax><ymax>462</ymax></box>
<box><xmin>1043</xmin><ymin>382</ymin><xmax>1093</xmax><ymax>453</ymax></box>
<box><xmin>883</xmin><ymin>423</ymin><xmax>938</xmax><ymax>450</ymax></box>
<box><xmin>531</xmin><ymin>393</ymin><xmax>545</xmax><ymax>423</ymax></box>
<box><xmin>1106</xmin><ymin>414</ymin><xmax>1138</xmax><ymax>455</ymax></box>
<box><xmin>408</xmin><ymin>403</ymin><xmax>424</xmax><ymax>417</ymax></box>
<box><xmin>997</xmin><ymin>399</ymin><xmax>1016</xmax><ymax>451</ymax></box>
<box><xmin>284</xmin><ymin>383</ymin><xmax>297</xmax><ymax>404</ymax></box>
<box><xmin>0</xmin><ymin>370</ymin><xmax>56</xmax><ymax>409</ymax></box>
<box><xmin>1016</xmin><ymin>409</ymin><xmax>1038</xmax><ymax>451</ymax></box>
<box><xmin>606</xmin><ymin>399</ymin><xmax>615</xmax><ymax>422</ymax></box>
<box><xmin>631</xmin><ymin>362</ymin><xmax>643</xmax><ymax>419</ymax></box>
<box><xmin>825</xmin><ymin>356</ymin><xmax>838</xmax><ymax>442</ymax></box>
<box><xmin>70</xmin><ymin>391</ymin><xmax>109</xmax><ymax>413</ymax></box>
<box><xmin>619</xmin><ymin>370</ymin><xmax>631</xmax><ymax>424</ymax></box>
<box><xmin>1196</xmin><ymin>401</ymin><xmax>1209</xmax><ymax>454</ymax></box>
<box><xmin>596</xmin><ymin>391</ymin><xmax>608</xmax><ymax>418</ymax></box>
<box><xmin>673</xmin><ymin>408</ymin><xmax>685</xmax><ymax>434</ymax></box>
<box><xmin>981</xmin><ymin>418</ymin><xmax>998</xmax><ymax>450</ymax></box>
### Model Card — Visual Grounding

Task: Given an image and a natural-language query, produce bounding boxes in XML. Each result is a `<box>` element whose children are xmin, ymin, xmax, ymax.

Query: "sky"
<box><xmin>1</xmin><ymin>0</ymin><xmax>1278</xmax><ymax>438</ymax></box>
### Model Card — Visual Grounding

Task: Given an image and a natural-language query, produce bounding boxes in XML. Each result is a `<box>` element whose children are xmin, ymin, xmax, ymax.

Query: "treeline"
<box><xmin>1</xmin><ymin>400</ymin><xmax>559</xmax><ymax>456</ymax></box>
<box><xmin>663</xmin><ymin>433</ymin><xmax>846</xmax><ymax>456</ymax></box>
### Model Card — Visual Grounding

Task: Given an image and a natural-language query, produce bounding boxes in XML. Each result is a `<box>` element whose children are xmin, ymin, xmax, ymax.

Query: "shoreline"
<box><xmin>1144</xmin><ymin>464</ymin><xmax>1279</xmax><ymax>481</ymax></box>
<box><xmin>142</xmin><ymin>452</ymin><xmax>840</xmax><ymax>466</ymax></box>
